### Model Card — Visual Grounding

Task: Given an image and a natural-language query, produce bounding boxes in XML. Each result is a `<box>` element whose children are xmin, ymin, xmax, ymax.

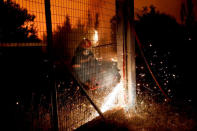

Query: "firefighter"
<box><xmin>71</xmin><ymin>38</ymin><xmax>99</xmax><ymax>90</ymax></box>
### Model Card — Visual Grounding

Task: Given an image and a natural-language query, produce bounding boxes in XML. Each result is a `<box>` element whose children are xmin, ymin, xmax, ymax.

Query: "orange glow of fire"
<box><xmin>93</xmin><ymin>30</ymin><xmax>99</xmax><ymax>46</ymax></box>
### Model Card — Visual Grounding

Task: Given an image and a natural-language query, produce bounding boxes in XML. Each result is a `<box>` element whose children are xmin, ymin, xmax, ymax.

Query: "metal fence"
<box><xmin>1</xmin><ymin>0</ymin><xmax>135</xmax><ymax>130</ymax></box>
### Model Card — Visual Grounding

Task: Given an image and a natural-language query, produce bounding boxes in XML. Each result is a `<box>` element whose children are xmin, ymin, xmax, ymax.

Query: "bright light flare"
<box><xmin>93</xmin><ymin>30</ymin><xmax>99</xmax><ymax>46</ymax></box>
<box><xmin>100</xmin><ymin>81</ymin><xmax>126</xmax><ymax>113</ymax></box>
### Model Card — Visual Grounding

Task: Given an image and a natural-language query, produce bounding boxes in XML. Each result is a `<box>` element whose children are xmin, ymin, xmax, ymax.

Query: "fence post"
<box><xmin>116</xmin><ymin>0</ymin><xmax>136</xmax><ymax>108</ymax></box>
<box><xmin>126</xmin><ymin>0</ymin><xmax>136</xmax><ymax>108</ymax></box>
<box><xmin>44</xmin><ymin>0</ymin><xmax>59</xmax><ymax>131</ymax></box>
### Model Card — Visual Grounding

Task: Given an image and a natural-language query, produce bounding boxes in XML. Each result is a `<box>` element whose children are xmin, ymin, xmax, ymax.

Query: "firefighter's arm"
<box><xmin>72</xmin><ymin>56</ymin><xmax>92</xmax><ymax>68</ymax></box>
<box><xmin>80</xmin><ymin>55</ymin><xmax>93</xmax><ymax>63</ymax></box>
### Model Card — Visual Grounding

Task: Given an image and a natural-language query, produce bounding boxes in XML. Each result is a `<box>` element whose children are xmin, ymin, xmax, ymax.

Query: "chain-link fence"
<box><xmin>1</xmin><ymin>0</ymin><xmax>135</xmax><ymax>130</ymax></box>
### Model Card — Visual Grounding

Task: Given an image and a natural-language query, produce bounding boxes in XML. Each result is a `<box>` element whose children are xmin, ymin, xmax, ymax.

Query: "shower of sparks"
<box><xmin>91</xmin><ymin>81</ymin><xmax>126</xmax><ymax>120</ymax></box>
<box><xmin>100</xmin><ymin>81</ymin><xmax>126</xmax><ymax>113</ymax></box>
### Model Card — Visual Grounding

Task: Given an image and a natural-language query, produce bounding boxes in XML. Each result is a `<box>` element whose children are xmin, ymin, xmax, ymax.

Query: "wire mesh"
<box><xmin>49</xmin><ymin>0</ymin><xmax>123</xmax><ymax>129</ymax></box>
<box><xmin>1</xmin><ymin>0</ymin><xmax>127</xmax><ymax>130</ymax></box>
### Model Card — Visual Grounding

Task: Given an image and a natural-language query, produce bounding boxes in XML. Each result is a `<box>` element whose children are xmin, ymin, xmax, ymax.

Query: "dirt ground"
<box><xmin>76</xmin><ymin>100</ymin><xmax>197</xmax><ymax>131</ymax></box>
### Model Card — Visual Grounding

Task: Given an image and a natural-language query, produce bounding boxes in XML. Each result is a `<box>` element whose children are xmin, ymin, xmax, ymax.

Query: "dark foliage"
<box><xmin>0</xmin><ymin>0</ymin><xmax>40</xmax><ymax>43</ymax></box>
<box><xmin>135</xmin><ymin>5</ymin><xmax>197</xmax><ymax>105</ymax></box>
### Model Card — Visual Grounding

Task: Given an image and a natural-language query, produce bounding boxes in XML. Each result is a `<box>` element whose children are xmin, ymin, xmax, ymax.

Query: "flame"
<box><xmin>93</xmin><ymin>30</ymin><xmax>99</xmax><ymax>46</ymax></box>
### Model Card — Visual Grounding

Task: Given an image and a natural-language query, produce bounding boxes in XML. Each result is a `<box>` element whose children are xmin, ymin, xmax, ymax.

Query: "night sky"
<box><xmin>135</xmin><ymin>0</ymin><xmax>197</xmax><ymax>23</ymax></box>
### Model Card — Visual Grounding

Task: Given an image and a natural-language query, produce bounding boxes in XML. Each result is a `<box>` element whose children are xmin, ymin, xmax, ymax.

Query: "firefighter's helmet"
<box><xmin>80</xmin><ymin>38</ymin><xmax>92</xmax><ymax>49</ymax></box>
